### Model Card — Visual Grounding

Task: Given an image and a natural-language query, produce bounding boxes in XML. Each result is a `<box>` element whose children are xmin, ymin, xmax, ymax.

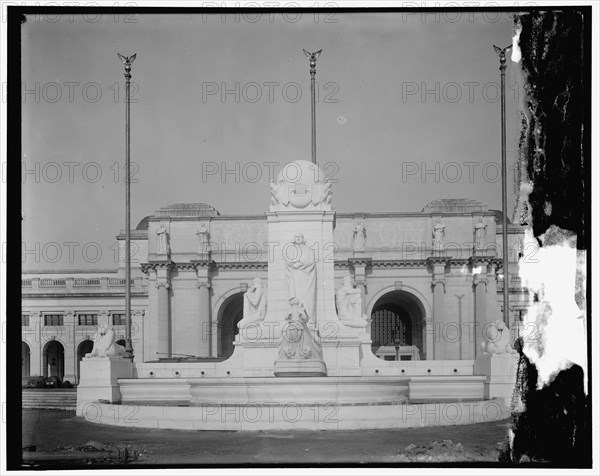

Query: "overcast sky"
<box><xmin>21</xmin><ymin>10</ymin><xmax>523</xmax><ymax>270</ymax></box>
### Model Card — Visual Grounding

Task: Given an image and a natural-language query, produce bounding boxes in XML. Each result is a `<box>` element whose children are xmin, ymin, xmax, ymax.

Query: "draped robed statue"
<box><xmin>242</xmin><ymin>277</ymin><xmax>267</xmax><ymax>322</ymax></box>
<box><xmin>285</xmin><ymin>233</ymin><xmax>317</xmax><ymax>321</ymax></box>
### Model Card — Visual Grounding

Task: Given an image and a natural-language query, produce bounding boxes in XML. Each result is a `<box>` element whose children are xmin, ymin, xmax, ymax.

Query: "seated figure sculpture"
<box><xmin>238</xmin><ymin>277</ymin><xmax>267</xmax><ymax>328</ymax></box>
<box><xmin>279</xmin><ymin>298</ymin><xmax>322</xmax><ymax>360</ymax></box>
<box><xmin>86</xmin><ymin>325</ymin><xmax>126</xmax><ymax>358</ymax></box>
<box><xmin>336</xmin><ymin>276</ymin><xmax>367</xmax><ymax>328</ymax></box>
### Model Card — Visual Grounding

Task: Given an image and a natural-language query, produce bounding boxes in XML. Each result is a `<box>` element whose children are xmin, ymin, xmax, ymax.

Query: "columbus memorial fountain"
<box><xmin>76</xmin><ymin>50</ymin><xmax>516</xmax><ymax>431</ymax></box>
<box><xmin>77</xmin><ymin>160</ymin><xmax>515</xmax><ymax>430</ymax></box>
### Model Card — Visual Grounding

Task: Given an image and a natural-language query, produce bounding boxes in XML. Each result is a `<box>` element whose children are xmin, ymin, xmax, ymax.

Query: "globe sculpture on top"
<box><xmin>269</xmin><ymin>160</ymin><xmax>332</xmax><ymax>212</ymax></box>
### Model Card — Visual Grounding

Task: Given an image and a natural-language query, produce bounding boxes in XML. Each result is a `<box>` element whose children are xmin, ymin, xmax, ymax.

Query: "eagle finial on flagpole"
<box><xmin>117</xmin><ymin>53</ymin><xmax>137</xmax><ymax>65</ymax></box>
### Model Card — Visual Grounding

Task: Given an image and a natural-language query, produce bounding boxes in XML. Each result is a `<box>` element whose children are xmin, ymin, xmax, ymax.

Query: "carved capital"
<box><xmin>197</xmin><ymin>281</ymin><xmax>212</xmax><ymax>289</ymax></box>
<box><xmin>141</xmin><ymin>261</ymin><xmax>173</xmax><ymax>275</ymax></box>
<box><xmin>473</xmin><ymin>274</ymin><xmax>488</xmax><ymax>289</ymax></box>
<box><xmin>155</xmin><ymin>282</ymin><xmax>170</xmax><ymax>289</ymax></box>
<box><xmin>431</xmin><ymin>278</ymin><xmax>446</xmax><ymax>292</ymax></box>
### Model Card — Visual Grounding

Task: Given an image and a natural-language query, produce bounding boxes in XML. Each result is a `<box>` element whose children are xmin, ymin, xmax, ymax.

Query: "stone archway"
<box><xmin>76</xmin><ymin>340</ymin><xmax>94</xmax><ymax>383</ymax></box>
<box><xmin>217</xmin><ymin>292</ymin><xmax>244</xmax><ymax>358</ymax></box>
<box><xmin>370</xmin><ymin>290</ymin><xmax>426</xmax><ymax>359</ymax></box>
<box><xmin>22</xmin><ymin>342</ymin><xmax>31</xmax><ymax>377</ymax></box>
<box><xmin>43</xmin><ymin>340</ymin><xmax>65</xmax><ymax>379</ymax></box>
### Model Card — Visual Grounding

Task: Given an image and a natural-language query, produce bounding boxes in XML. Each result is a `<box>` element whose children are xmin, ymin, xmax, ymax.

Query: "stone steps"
<box><xmin>22</xmin><ymin>389</ymin><xmax>77</xmax><ymax>410</ymax></box>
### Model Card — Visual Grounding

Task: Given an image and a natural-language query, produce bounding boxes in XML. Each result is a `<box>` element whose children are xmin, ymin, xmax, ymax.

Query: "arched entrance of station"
<box><xmin>43</xmin><ymin>340</ymin><xmax>65</xmax><ymax>379</ymax></box>
<box><xmin>370</xmin><ymin>290</ymin><xmax>426</xmax><ymax>360</ymax></box>
<box><xmin>77</xmin><ymin>340</ymin><xmax>94</xmax><ymax>383</ymax></box>
<box><xmin>22</xmin><ymin>342</ymin><xmax>31</xmax><ymax>377</ymax></box>
<box><xmin>217</xmin><ymin>292</ymin><xmax>244</xmax><ymax>358</ymax></box>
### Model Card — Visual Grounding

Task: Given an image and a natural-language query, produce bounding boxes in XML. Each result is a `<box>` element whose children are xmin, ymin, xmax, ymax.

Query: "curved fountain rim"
<box><xmin>186</xmin><ymin>376</ymin><xmax>412</xmax><ymax>384</ymax></box>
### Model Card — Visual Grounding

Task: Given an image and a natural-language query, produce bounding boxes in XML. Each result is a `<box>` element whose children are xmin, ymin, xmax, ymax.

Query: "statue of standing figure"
<box><xmin>353</xmin><ymin>221</ymin><xmax>366</xmax><ymax>252</ymax></box>
<box><xmin>474</xmin><ymin>219</ymin><xmax>487</xmax><ymax>249</ymax></box>
<box><xmin>279</xmin><ymin>298</ymin><xmax>322</xmax><ymax>360</ymax></box>
<box><xmin>285</xmin><ymin>233</ymin><xmax>317</xmax><ymax>321</ymax></box>
<box><xmin>196</xmin><ymin>225</ymin><xmax>209</xmax><ymax>254</ymax></box>
<box><xmin>156</xmin><ymin>224</ymin><xmax>169</xmax><ymax>255</ymax></box>
<box><xmin>432</xmin><ymin>219</ymin><xmax>445</xmax><ymax>251</ymax></box>
<box><xmin>241</xmin><ymin>277</ymin><xmax>267</xmax><ymax>324</ymax></box>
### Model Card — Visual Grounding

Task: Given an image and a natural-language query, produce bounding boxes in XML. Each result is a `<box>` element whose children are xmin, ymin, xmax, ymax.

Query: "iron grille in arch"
<box><xmin>371</xmin><ymin>309</ymin><xmax>406</xmax><ymax>347</ymax></box>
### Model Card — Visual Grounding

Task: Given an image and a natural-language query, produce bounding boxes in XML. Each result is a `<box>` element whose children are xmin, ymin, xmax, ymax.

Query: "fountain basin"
<box><xmin>76</xmin><ymin>397</ymin><xmax>509</xmax><ymax>431</ymax></box>
<box><xmin>188</xmin><ymin>376</ymin><xmax>409</xmax><ymax>406</ymax></box>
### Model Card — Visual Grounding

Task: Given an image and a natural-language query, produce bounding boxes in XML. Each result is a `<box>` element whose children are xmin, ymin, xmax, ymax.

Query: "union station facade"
<box><xmin>21</xmin><ymin>198</ymin><xmax>528</xmax><ymax>384</ymax></box>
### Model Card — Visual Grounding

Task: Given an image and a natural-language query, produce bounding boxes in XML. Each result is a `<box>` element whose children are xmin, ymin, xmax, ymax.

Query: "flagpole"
<box><xmin>119</xmin><ymin>53</ymin><xmax>137</xmax><ymax>361</ymax></box>
<box><xmin>494</xmin><ymin>44</ymin><xmax>512</xmax><ymax>328</ymax></box>
<box><xmin>304</xmin><ymin>49</ymin><xmax>322</xmax><ymax>164</ymax></box>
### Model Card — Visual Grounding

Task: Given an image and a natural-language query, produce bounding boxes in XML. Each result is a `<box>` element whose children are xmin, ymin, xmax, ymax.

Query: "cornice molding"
<box><xmin>213</xmin><ymin>261</ymin><xmax>268</xmax><ymax>270</ymax></box>
<box><xmin>141</xmin><ymin>261</ymin><xmax>174</xmax><ymax>274</ymax></box>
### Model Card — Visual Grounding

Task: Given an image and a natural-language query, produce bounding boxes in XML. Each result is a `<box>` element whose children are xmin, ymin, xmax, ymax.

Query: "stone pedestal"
<box><xmin>76</xmin><ymin>357</ymin><xmax>134</xmax><ymax>409</ymax></box>
<box><xmin>474</xmin><ymin>353</ymin><xmax>518</xmax><ymax>406</ymax></box>
<box><xmin>273</xmin><ymin>359</ymin><xmax>327</xmax><ymax>377</ymax></box>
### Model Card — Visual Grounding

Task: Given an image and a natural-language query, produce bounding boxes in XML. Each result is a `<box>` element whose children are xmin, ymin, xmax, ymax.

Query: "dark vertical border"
<box><xmin>6</xmin><ymin>6</ymin><xmax>24</xmax><ymax>471</ymax></box>
<box><xmin>582</xmin><ymin>7</ymin><xmax>592</xmax><ymax>467</ymax></box>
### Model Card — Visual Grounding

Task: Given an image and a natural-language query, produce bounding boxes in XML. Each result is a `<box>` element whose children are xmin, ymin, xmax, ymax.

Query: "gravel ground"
<box><xmin>22</xmin><ymin>409</ymin><xmax>512</xmax><ymax>466</ymax></box>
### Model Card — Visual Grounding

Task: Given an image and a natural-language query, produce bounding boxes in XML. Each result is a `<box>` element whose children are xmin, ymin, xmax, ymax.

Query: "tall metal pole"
<box><xmin>303</xmin><ymin>49</ymin><xmax>322</xmax><ymax>164</ymax></box>
<box><xmin>494</xmin><ymin>44</ymin><xmax>511</xmax><ymax>328</ymax></box>
<box><xmin>118</xmin><ymin>53</ymin><xmax>137</xmax><ymax>361</ymax></box>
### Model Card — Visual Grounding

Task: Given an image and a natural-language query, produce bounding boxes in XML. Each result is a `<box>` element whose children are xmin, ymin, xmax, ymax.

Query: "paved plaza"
<box><xmin>23</xmin><ymin>409</ymin><xmax>511</xmax><ymax>465</ymax></box>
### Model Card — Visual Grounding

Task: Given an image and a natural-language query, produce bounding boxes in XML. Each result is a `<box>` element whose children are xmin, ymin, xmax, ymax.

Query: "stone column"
<box><xmin>42</xmin><ymin>349</ymin><xmax>48</xmax><ymax>378</ymax></box>
<box><xmin>431</xmin><ymin>278</ymin><xmax>446</xmax><ymax>360</ymax></box>
<box><xmin>131</xmin><ymin>310</ymin><xmax>145</xmax><ymax>361</ymax></box>
<box><xmin>473</xmin><ymin>274</ymin><xmax>488</xmax><ymax>357</ymax></box>
<box><xmin>193</xmin><ymin>259</ymin><xmax>213</xmax><ymax>357</ymax></box>
<box><xmin>63</xmin><ymin>312</ymin><xmax>76</xmax><ymax>383</ymax></box>
<box><xmin>156</xmin><ymin>281</ymin><xmax>171</xmax><ymax>358</ymax></box>
<box><xmin>355</xmin><ymin>280</ymin><xmax>367</xmax><ymax>315</ymax></box>
<box><xmin>197</xmin><ymin>281</ymin><xmax>212</xmax><ymax>357</ymax></box>
<box><xmin>428</xmin><ymin>256</ymin><xmax>449</xmax><ymax>360</ymax></box>
<box><xmin>29</xmin><ymin>312</ymin><xmax>42</xmax><ymax>377</ymax></box>
<box><xmin>98</xmin><ymin>310</ymin><xmax>110</xmax><ymax>328</ymax></box>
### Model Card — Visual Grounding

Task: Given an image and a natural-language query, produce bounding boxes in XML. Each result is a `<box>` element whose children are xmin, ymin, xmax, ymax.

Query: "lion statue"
<box><xmin>85</xmin><ymin>325</ymin><xmax>126</xmax><ymax>358</ymax></box>
<box><xmin>482</xmin><ymin>320</ymin><xmax>514</xmax><ymax>355</ymax></box>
